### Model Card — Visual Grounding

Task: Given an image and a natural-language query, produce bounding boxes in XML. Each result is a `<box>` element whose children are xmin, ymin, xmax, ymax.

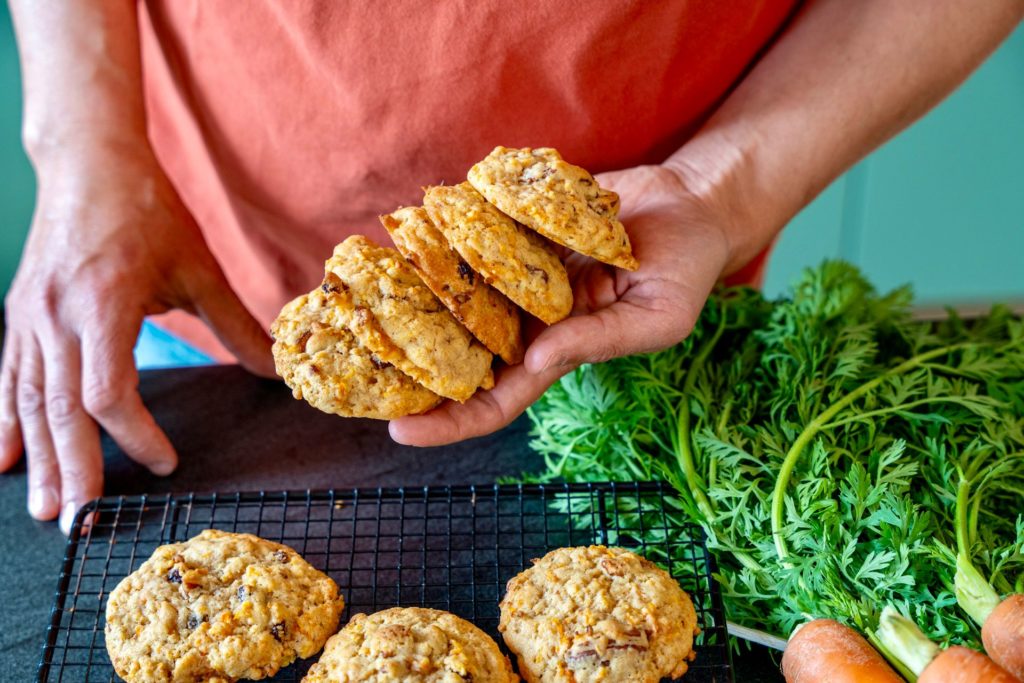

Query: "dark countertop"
<box><xmin>0</xmin><ymin>364</ymin><xmax>782</xmax><ymax>682</ymax></box>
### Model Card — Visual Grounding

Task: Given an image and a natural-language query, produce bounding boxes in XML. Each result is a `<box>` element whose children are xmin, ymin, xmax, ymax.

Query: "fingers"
<box><xmin>15</xmin><ymin>341</ymin><xmax>62</xmax><ymax>521</ymax></box>
<box><xmin>188</xmin><ymin>269</ymin><xmax>275</xmax><ymax>378</ymax></box>
<box><xmin>0</xmin><ymin>334</ymin><xmax>24</xmax><ymax>472</ymax></box>
<box><xmin>525</xmin><ymin>298</ymin><xmax>692</xmax><ymax>374</ymax></box>
<box><xmin>38</xmin><ymin>333</ymin><xmax>103</xmax><ymax>534</ymax></box>
<box><xmin>389</xmin><ymin>362</ymin><xmax>570</xmax><ymax>447</ymax></box>
<box><xmin>80</xmin><ymin>326</ymin><xmax>177</xmax><ymax>476</ymax></box>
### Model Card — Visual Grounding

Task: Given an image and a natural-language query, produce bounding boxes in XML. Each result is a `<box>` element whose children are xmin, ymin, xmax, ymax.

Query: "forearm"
<box><xmin>9</xmin><ymin>0</ymin><xmax>149</xmax><ymax>167</ymax></box>
<box><xmin>667</xmin><ymin>0</ymin><xmax>1024</xmax><ymax>274</ymax></box>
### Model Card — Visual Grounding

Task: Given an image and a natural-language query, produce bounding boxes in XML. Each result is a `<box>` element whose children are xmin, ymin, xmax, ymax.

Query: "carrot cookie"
<box><xmin>303</xmin><ymin>607</ymin><xmax>518</xmax><ymax>683</ymax></box>
<box><xmin>468</xmin><ymin>146</ymin><xmax>638</xmax><ymax>271</ymax></box>
<box><xmin>382</xmin><ymin>206</ymin><xmax>524</xmax><ymax>364</ymax></box>
<box><xmin>105</xmin><ymin>529</ymin><xmax>344</xmax><ymax>683</ymax></box>
<box><xmin>271</xmin><ymin>285</ymin><xmax>441</xmax><ymax>419</ymax></box>
<box><xmin>325</xmin><ymin>236</ymin><xmax>494</xmax><ymax>402</ymax></box>
<box><xmin>499</xmin><ymin>546</ymin><xmax>698</xmax><ymax>683</ymax></box>
<box><xmin>423</xmin><ymin>182</ymin><xmax>572</xmax><ymax>325</ymax></box>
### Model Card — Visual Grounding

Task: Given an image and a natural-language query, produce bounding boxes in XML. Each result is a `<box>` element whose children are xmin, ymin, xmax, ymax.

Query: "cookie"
<box><xmin>468</xmin><ymin>147</ymin><xmax>638</xmax><ymax>271</ymax></box>
<box><xmin>271</xmin><ymin>286</ymin><xmax>442</xmax><ymax>419</ymax></box>
<box><xmin>105</xmin><ymin>529</ymin><xmax>344</xmax><ymax>683</ymax></box>
<box><xmin>382</xmin><ymin>207</ymin><xmax>524</xmax><ymax>365</ymax></box>
<box><xmin>423</xmin><ymin>183</ymin><xmax>572</xmax><ymax>325</ymax></box>
<box><xmin>499</xmin><ymin>546</ymin><xmax>698</xmax><ymax>683</ymax></box>
<box><xmin>303</xmin><ymin>607</ymin><xmax>518</xmax><ymax>683</ymax></box>
<box><xmin>325</xmin><ymin>235</ymin><xmax>494</xmax><ymax>402</ymax></box>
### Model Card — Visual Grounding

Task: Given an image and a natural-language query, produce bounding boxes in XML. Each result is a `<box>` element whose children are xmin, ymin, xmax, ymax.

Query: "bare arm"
<box><xmin>2</xmin><ymin>1</ymin><xmax>273</xmax><ymax>532</ymax></box>
<box><xmin>671</xmin><ymin>0</ymin><xmax>1024</xmax><ymax>273</ymax></box>
<box><xmin>392</xmin><ymin>0</ymin><xmax>1024</xmax><ymax>446</ymax></box>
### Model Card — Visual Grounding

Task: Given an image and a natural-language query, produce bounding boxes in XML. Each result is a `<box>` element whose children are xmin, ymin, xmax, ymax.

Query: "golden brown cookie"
<box><xmin>381</xmin><ymin>207</ymin><xmax>524</xmax><ymax>365</ymax></box>
<box><xmin>499</xmin><ymin>546</ymin><xmax>699</xmax><ymax>683</ymax></box>
<box><xmin>468</xmin><ymin>147</ymin><xmax>638</xmax><ymax>271</ymax></box>
<box><xmin>105</xmin><ymin>529</ymin><xmax>344</xmax><ymax>683</ymax></box>
<box><xmin>325</xmin><ymin>235</ymin><xmax>494</xmax><ymax>402</ymax></box>
<box><xmin>423</xmin><ymin>183</ymin><xmax>572</xmax><ymax>325</ymax></box>
<box><xmin>303</xmin><ymin>607</ymin><xmax>518</xmax><ymax>683</ymax></box>
<box><xmin>271</xmin><ymin>286</ymin><xmax>442</xmax><ymax>420</ymax></box>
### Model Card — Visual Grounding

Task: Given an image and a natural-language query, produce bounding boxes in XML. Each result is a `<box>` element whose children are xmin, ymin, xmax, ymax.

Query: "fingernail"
<box><xmin>28</xmin><ymin>487</ymin><xmax>58</xmax><ymax>518</ymax></box>
<box><xmin>59</xmin><ymin>501</ymin><xmax>80</xmax><ymax>535</ymax></box>
<box><xmin>150</xmin><ymin>460</ymin><xmax>176</xmax><ymax>477</ymax></box>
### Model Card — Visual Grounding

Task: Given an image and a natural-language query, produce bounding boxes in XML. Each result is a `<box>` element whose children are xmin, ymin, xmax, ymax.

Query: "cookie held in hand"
<box><xmin>382</xmin><ymin>206</ymin><xmax>524</xmax><ymax>365</ymax></box>
<box><xmin>424</xmin><ymin>182</ymin><xmax>572</xmax><ymax>325</ymax></box>
<box><xmin>271</xmin><ymin>286</ymin><xmax>442</xmax><ymax>419</ymax></box>
<box><xmin>469</xmin><ymin>146</ymin><xmax>638</xmax><ymax>271</ymax></box>
<box><xmin>325</xmin><ymin>235</ymin><xmax>494</xmax><ymax>402</ymax></box>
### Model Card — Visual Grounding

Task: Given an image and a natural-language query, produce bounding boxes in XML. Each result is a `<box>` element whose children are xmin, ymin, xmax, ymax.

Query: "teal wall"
<box><xmin>1</xmin><ymin>10</ymin><xmax>1021</xmax><ymax>303</ymax></box>
<box><xmin>763</xmin><ymin>24</ymin><xmax>1024</xmax><ymax>303</ymax></box>
<box><xmin>1</xmin><ymin>6</ymin><xmax>33</xmax><ymax>295</ymax></box>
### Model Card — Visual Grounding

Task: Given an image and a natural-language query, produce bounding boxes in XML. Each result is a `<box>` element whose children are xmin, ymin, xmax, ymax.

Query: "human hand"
<box><xmin>389</xmin><ymin>163</ymin><xmax>739</xmax><ymax>446</ymax></box>
<box><xmin>0</xmin><ymin>140</ymin><xmax>274</xmax><ymax>533</ymax></box>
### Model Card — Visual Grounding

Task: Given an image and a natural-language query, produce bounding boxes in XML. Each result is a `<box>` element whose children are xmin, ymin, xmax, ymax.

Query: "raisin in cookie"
<box><xmin>423</xmin><ymin>182</ymin><xmax>572</xmax><ymax>325</ymax></box>
<box><xmin>105</xmin><ymin>529</ymin><xmax>343</xmax><ymax>683</ymax></box>
<box><xmin>499</xmin><ymin>546</ymin><xmax>698</xmax><ymax>683</ymax></box>
<box><xmin>468</xmin><ymin>147</ymin><xmax>638</xmax><ymax>271</ymax></box>
<box><xmin>325</xmin><ymin>235</ymin><xmax>494</xmax><ymax>402</ymax></box>
<box><xmin>382</xmin><ymin>206</ymin><xmax>524</xmax><ymax>364</ymax></box>
<box><xmin>271</xmin><ymin>285</ymin><xmax>441</xmax><ymax>419</ymax></box>
<box><xmin>303</xmin><ymin>607</ymin><xmax>518</xmax><ymax>683</ymax></box>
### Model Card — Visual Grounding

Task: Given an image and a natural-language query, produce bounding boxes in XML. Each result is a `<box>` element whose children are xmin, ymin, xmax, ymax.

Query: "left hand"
<box><xmin>389</xmin><ymin>163</ymin><xmax>736</xmax><ymax>446</ymax></box>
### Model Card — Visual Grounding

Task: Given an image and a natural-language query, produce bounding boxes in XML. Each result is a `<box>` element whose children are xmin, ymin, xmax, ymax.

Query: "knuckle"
<box><xmin>82</xmin><ymin>382</ymin><xmax>128</xmax><ymax>417</ymax></box>
<box><xmin>16</xmin><ymin>382</ymin><xmax>46</xmax><ymax>418</ymax></box>
<box><xmin>46</xmin><ymin>391</ymin><xmax>81</xmax><ymax>423</ymax></box>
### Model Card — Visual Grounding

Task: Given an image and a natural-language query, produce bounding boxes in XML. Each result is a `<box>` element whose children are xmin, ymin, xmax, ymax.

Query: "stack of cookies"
<box><xmin>271</xmin><ymin>146</ymin><xmax>638</xmax><ymax>419</ymax></box>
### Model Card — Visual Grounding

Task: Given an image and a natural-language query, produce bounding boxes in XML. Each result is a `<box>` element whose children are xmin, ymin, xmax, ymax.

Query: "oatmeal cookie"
<box><xmin>271</xmin><ymin>285</ymin><xmax>441</xmax><ymax>419</ymax></box>
<box><xmin>325</xmin><ymin>235</ymin><xmax>494</xmax><ymax>402</ymax></box>
<box><xmin>105</xmin><ymin>529</ymin><xmax>343</xmax><ymax>682</ymax></box>
<box><xmin>423</xmin><ymin>183</ymin><xmax>572</xmax><ymax>325</ymax></box>
<box><xmin>382</xmin><ymin>206</ymin><xmax>524</xmax><ymax>364</ymax></box>
<box><xmin>499</xmin><ymin>546</ymin><xmax>698</xmax><ymax>683</ymax></box>
<box><xmin>303</xmin><ymin>607</ymin><xmax>518</xmax><ymax>682</ymax></box>
<box><xmin>468</xmin><ymin>147</ymin><xmax>638</xmax><ymax>271</ymax></box>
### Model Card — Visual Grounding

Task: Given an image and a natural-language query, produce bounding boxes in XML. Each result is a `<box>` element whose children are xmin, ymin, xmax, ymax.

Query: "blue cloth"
<box><xmin>134</xmin><ymin>320</ymin><xmax>214</xmax><ymax>370</ymax></box>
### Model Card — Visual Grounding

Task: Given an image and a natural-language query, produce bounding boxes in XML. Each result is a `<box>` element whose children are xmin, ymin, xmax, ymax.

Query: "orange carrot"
<box><xmin>983</xmin><ymin>594</ymin><xmax>1024</xmax><ymax>680</ymax></box>
<box><xmin>918</xmin><ymin>645</ymin><xmax>1020</xmax><ymax>683</ymax></box>
<box><xmin>781</xmin><ymin>619</ymin><xmax>903</xmax><ymax>683</ymax></box>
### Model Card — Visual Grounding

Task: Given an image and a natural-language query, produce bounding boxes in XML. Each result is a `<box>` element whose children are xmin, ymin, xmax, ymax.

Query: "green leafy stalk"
<box><xmin>875</xmin><ymin>605</ymin><xmax>940</xmax><ymax>680</ymax></box>
<box><xmin>953</xmin><ymin>475</ymin><xmax>1002</xmax><ymax>626</ymax></box>
<box><xmin>771</xmin><ymin>342</ymin><xmax>977</xmax><ymax>563</ymax></box>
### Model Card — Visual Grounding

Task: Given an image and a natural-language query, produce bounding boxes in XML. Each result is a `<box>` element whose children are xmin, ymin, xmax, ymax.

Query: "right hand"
<box><xmin>0</xmin><ymin>139</ymin><xmax>275</xmax><ymax>533</ymax></box>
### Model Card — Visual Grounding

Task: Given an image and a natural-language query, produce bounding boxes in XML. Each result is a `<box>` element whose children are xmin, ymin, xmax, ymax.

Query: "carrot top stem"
<box><xmin>875</xmin><ymin>605</ymin><xmax>940</xmax><ymax>680</ymax></box>
<box><xmin>953</xmin><ymin>475</ymin><xmax>1001</xmax><ymax>627</ymax></box>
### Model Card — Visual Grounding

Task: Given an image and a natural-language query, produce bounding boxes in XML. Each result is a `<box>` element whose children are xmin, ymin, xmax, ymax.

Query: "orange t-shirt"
<box><xmin>139</xmin><ymin>1</ymin><xmax>795</xmax><ymax>360</ymax></box>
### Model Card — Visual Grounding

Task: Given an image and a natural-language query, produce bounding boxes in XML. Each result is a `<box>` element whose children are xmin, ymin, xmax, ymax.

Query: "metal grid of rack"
<box><xmin>38</xmin><ymin>482</ymin><xmax>732</xmax><ymax>682</ymax></box>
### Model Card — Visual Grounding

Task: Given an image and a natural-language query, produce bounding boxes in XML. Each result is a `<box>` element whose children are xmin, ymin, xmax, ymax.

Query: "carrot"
<box><xmin>781</xmin><ymin>619</ymin><xmax>903</xmax><ymax>683</ymax></box>
<box><xmin>983</xmin><ymin>594</ymin><xmax>1024</xmax><ymax>680</ymax></box>
<box><xmin>918</xmin><ymin>645</ymin><xmax>1020</xmax><ymax>683</ymax></box>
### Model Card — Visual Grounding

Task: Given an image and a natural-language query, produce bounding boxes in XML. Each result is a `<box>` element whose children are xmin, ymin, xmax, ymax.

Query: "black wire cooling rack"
<box><xmin>38</xmin><ymin>482</ymin><xmax>732</xmax><ymax>682</ymax></box>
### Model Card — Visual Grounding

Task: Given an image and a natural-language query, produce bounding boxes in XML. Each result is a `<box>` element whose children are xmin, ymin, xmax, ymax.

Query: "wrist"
<box><xmin>663</xmin><ymin>126</ymin><xmax>793</xmax><ymax>277</ymax></box>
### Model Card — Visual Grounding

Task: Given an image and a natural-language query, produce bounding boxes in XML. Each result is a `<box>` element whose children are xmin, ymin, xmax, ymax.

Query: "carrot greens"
<box><xmin>522</xmin><ymin>262</ymin><xmax>1024</xmax><ymax>648</ymax></box>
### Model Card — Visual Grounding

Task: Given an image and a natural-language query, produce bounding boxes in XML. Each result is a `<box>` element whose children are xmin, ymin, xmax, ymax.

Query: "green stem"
<box><xmin>819</xmin><ymin>397</ymin><xmax>994</xmax><ymax>429</ymax></box>
<box><xmin>675</xmin><ymin>302</ymin><xmax>728</xmax><ymax>523</ymax></box>
<box><xmin>771</xmin><ymin>342</ymin><xmax>974</xmax><ymax>563</ymax></box>
<box><xmin>874</xmin><ymin>606</ymin><xmax>940</xmax><ymax>680</ymax></box>
<box><xmin>953</xmin><ymin>474</ymin><xmax>1001</xmax><ymax>626</ymax></box>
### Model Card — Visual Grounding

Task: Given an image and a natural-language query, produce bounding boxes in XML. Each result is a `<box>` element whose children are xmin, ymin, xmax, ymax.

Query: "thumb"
<box><xmin>524</xmin><ymin>301</ymin><xmax>692</xmax><ymax>375</ymax></box>
<box><xmin>188</xmin><ymin>269</ymin><xmax>276</xmax><ymax>378</ymax></box>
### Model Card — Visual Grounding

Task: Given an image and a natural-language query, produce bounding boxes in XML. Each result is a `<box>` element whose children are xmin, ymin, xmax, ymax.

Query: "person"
<box><xmin>2</xmin><ymin>1</ymin><xmax>1022</xmax><ymax>534</ymax></box>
